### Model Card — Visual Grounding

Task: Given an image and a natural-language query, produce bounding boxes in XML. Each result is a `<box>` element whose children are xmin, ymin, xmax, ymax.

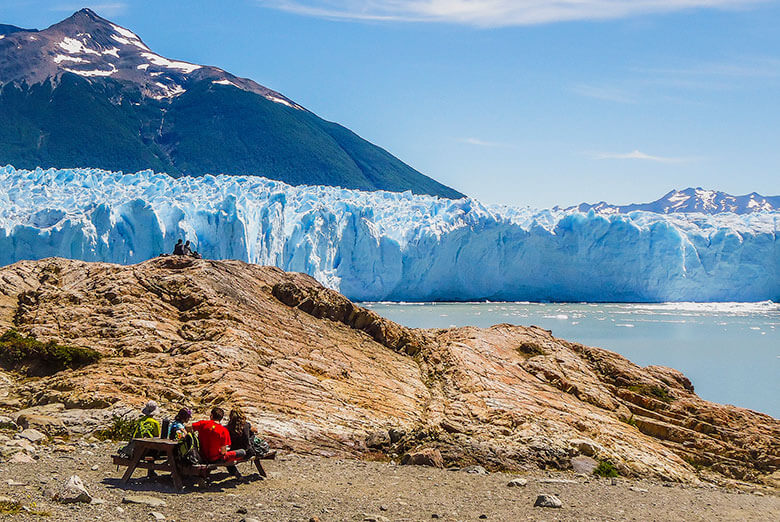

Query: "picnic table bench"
<box><xmin>112</xmin><ymin>437</ymin><xmax>267</xmax><ymax>490</ymax></box>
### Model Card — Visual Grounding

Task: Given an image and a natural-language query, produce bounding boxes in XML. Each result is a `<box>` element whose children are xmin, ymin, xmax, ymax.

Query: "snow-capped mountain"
<box><xmin>0</xmin><ymin>8</ymin><xmax>299</xmax><ymax>104</ymax></box>
<box><xmin>570</xmin><ymin>188</ymin><xmax>780</xmax><ymax>215</ymax></box>
<box><xmin>1</xmin><ymin>166</ymin><xmax>778</xmax><ymax>302</ymax></box>
<box><xmin>0</xmin><ymin>9</ymin><xmax>463</xmax><ymax>199</ymax></box>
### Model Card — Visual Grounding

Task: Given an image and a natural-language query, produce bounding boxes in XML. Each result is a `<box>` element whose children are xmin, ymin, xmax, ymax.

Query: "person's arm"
<box><xmin>152</xmin><ymin>418</ymin><xmax>161</xmax><ymax>438</ymax></box>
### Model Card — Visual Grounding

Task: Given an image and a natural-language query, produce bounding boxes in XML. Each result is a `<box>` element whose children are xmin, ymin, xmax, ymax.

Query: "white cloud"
<box><xmin>257</xmin><ymin>1</ymin><xmax>767</xmax><ymax>26</ymax></box>
<box><xmin>459</xmin><ymin>137</ymin><xmax>512</xmax><ymax>148</ymax></box>
<box><xmin>592</xmin><ymin>150</ymin><xmax>689</xmax><ymax>163</ymax></box>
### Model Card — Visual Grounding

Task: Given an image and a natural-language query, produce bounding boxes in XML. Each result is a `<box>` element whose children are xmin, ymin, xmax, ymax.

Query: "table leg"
<box><xmin>254</xmin><ymin>457</ymin><xmax>267</xmax><ymax>478</ymax></box>
<box><xmin>121</xmin><ymin>445</ymin><xmax>147</xmax><ymax>484</ymax></box>
<box><xmin>168</xmin><ymin>448</ymin><xmax>184</xmax><ymax>491</ymax></box>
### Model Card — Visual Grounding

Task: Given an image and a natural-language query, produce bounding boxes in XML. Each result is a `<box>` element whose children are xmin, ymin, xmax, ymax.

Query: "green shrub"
<box><xmin>593</xmin><ymin>460</ymin><xmax>619</xmax><ymax>478</ymax></box>
<box><xmin>0</xmin><ymin>329</ymin><xmax>101</xmax><ymax>376</ymax></box>
<box><xmin>93</xmin><ymin>414</ymin><xmax>137</xmax><ymax>441</ymax></box>
<box><xmin>627</xmin><ymin>384</ymin><xmax>674</xmax><ymax>403</ymax></box>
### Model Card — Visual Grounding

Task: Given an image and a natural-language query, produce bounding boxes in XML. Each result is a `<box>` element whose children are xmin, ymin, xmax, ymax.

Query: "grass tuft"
<box><xmin>593</xmin><ymin>460</ymin><xmax>619</xmax><ymax>478</ymax></box>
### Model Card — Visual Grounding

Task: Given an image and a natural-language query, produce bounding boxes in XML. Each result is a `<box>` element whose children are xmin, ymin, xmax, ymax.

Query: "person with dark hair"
<box><xmin>191</xmin><ymin>408</ymin><xmax>245</xmax><ymax>465</ymax></box>
<box><xmin>172</xmin><ymin>239</ymin><xmax>184</xmax><ymax>255</ymax></box>
<box><xmin>182</xmin><ymin>240</ymin><xmax>193</xmax><ymax>257</ymax></box>
<box><xmin>163</xmin><ymin>407</ymin><xmax>192</xmax><ymax>441</ymax></box>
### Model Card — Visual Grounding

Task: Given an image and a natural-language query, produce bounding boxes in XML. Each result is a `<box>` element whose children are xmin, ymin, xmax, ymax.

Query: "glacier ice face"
<box><xmin>0</xmin><ymin>165</ymin><xmax>778</xmax><ymax>302</ymax></box>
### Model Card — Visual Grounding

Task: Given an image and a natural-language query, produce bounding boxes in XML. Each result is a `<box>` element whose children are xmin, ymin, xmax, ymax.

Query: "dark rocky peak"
<box><xmin>0</xmin><ymin>24</ymin><xmax>35</xmax><ymax>36</ymax></box>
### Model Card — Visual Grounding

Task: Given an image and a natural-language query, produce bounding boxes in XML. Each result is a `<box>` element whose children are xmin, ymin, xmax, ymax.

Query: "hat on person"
<box><xmin>141</xmin><ymin>400</ymin><xmax>158</xmax><ymax>416</ymax></box>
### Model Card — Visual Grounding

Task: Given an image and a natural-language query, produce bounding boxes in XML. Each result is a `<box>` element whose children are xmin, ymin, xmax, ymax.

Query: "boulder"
<box><xmin>507</xmin><ymin>478</ymin><xmax>528</xmax><ymax>487</ymax></box>
<box><xmin>365</xmin><ymin>430</ymin><xmax>391</xmax><ymax>449</ymax></box>
<box><xmin>0</xmin><ymin>415</ymin><xmax>18</xmax><ymax>431</ymax></box>
<box><xmin>18</xmin><ymin>428</ymin><xmax>46</xmax><ymax>443</ymax></box>
<box><xmin>401</xmin><ymin>448</ymin><xmax>444</xmax><ymax>468</ymax></box>
<box><xmin>571</xmin><ymin>456</ymin><xmax>598</xmax><ymax>475</ymax></box>
<box><xmin>533</xmin><ymin>494</ymin><xmax>562</xmax><ymax>508</ymax></box>
<box><xmin>54</xmin><ymin>475</ymin><xmax>92</xmax><ymax>504</ymax></box>
<box><xmin>15</xmin><ymin>414</ymin><xmax>67</xmax><ymax>437</ymax></box>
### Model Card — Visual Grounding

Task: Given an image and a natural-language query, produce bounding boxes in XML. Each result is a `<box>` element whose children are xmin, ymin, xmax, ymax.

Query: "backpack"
<box><xmin>132</xmin><ymin>416</ymin><xmax>157</xmax><ymax>439</ymax></box>
<box><xmin>251</xmin><ymin>436</ymin><xmax>270</xmax><ymax>458</ymax></box>
<box><xmin>176</xmin><ymin>431</ymin><xmax>201</xmax><ymax>466</ymax></box>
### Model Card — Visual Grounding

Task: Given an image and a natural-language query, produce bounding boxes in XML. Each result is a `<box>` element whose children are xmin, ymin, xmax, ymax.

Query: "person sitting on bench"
<box><xmin>191</xmin><ymin>407</ymin><xmax>245</xmax><ymax>466</ymax></box>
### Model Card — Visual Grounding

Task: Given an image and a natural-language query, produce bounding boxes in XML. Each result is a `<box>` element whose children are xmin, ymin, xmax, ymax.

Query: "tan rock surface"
<box><xmin>0</xmin><ymin>257</ymin><xmax>777</xmax><ymax>486</ymax></box>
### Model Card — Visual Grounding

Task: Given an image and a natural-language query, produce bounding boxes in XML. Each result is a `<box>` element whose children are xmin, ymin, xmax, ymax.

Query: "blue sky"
<box><xmin>3</xmin><ymin>1</ymin><xmax>779</xmax><ymax>207</ymax></box>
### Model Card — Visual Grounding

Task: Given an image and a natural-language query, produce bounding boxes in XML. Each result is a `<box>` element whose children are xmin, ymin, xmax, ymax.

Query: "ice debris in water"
<box><xmin>0</xmin><ymin>165</ymin><xmax>778</xmax><ymax>302</ymax></box>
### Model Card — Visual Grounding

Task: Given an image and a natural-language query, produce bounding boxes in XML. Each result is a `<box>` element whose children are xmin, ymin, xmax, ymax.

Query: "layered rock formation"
<box><xmin>0</xmin><ymin>257</ymin><xmax>777</xmax><ymax>487</ymax></box>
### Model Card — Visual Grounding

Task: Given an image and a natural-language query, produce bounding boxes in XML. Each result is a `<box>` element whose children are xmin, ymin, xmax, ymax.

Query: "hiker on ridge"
<box><xmin>182</xmin><ymin>240</ymin><xmax>193</xmax><ymax>257</ymax></box>
<box><xmin>172</xmin><ymin>239</ymin><xmax>184</xmax><ymax>255</ymax></box>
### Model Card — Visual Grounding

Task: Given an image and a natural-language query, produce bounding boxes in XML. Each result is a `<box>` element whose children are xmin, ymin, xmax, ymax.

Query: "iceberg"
<box><xmin>1</xmin><ymin>165</ymin><xmax>778</xmax><ymax>302</ymax></box>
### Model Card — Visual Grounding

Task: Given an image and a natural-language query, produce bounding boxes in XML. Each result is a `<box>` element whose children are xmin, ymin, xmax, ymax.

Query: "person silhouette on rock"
<box><xmin>182</xmin><ymin>240</ymin><xmax>193</xmax><ymax>256</ymax></box>
<box><xmin>172</xmin><ymin>239</ymin><xmax>184</xmax><ymax>255</ymax></box>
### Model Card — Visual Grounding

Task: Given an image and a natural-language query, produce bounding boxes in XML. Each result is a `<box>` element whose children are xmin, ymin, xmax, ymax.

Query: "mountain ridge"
<box><xmin>566</xmin><ymin>187</ymin><xmax>780</xmax><ymax>215</ymax></box>
<box><xmin>0</xmin><ymin>9</ymin><xmax>464</xmax><ymax>198</ymax></box>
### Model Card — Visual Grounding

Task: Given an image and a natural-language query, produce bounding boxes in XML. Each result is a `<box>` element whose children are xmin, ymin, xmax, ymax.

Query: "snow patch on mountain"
<box><xmin>141</xmin><ymin>52</ymin><xmax>201</xmax><ymax>73</ymax></box>
<box><xmin>1</xmin><ymin>166</ymin><xmax>777</xmax><ymax>302</ymax></box>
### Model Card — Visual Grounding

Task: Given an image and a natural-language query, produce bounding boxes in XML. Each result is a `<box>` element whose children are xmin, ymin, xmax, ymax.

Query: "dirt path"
<box><xmin>0</xmin><ymin>443</ymin><xmax>777</xmax><ymax>521</ymax></box>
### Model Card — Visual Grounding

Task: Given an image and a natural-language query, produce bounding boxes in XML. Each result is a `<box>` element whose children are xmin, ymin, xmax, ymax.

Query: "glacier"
<box><xmin>1</xmin><ymin>165</ymin><xmax>778</xmax><ymax>302</ymax></box>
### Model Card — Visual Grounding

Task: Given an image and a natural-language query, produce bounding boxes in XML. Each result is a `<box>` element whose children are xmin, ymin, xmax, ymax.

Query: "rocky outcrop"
<box><xmin>0</xmin><ymin>257</ymin><xmax>777</xmax><ymax>487</ymax></box>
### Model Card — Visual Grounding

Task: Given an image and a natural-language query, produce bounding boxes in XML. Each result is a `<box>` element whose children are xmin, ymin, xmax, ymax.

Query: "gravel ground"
<box><xmin>0</xmin><ymin>442</ymin><xmax>777</xmax><ymax>521</ymax></box>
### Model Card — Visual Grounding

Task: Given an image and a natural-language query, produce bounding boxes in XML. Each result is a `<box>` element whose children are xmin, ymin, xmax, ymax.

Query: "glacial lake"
<box><xmin>364</xmin><ymin>302</ymin><xmax>780</xmax><ymax>418</ymax></box>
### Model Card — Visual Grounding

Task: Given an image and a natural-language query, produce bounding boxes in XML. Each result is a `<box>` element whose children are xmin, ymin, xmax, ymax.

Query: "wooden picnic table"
<box><xmin>115</xmin><ymin>437</ymin><xmax>185</xmax><ymax>490</ymax></box>
<box><xmin>113</xmin><ymin>437</ymin><xmax>268</xmax><ymax>491</ymax></box>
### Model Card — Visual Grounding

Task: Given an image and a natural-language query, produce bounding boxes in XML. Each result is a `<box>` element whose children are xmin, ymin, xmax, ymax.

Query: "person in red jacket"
<box><xmin>191</xmin><ymin>407</ymin><xmax>245</xmax><ymax>464</ymax></box>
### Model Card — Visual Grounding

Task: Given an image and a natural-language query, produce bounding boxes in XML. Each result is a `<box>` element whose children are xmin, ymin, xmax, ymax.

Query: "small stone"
<box><xmin>6</xmin><ymin>479</ymin><xmax>26</xmax><ymax>486</ymax></box>
<box><xmin>308</xmin><ymin>518</ymin><xmax>321</xmax><ymax>522</ymax></box>
<box><xmin>388</xmin><ymin>428</ymin><xmax>406</xmax><ymax>443</ymax></box>
<box><xmin>611</xmin><ymin>478</ymin><xmax>618</xmax><ymax>486</ymax></box>
<box><xmin>9</xmin><ymin>453</ymin><xmax>35</xmax><ymax>464</ymax></box>
<box><xmin>507</xmin><ymin>478</ymin><xmax>528</xmax><ymax>487</ymax></box>
<box><xmin>629</xmin><ymin>486</ymin><xmax>649</xmax><ymax>493</ymax></box>
<box><xmin>538</xmin><ymin>478</ymin><xmax>577</xmax><ymax>484</ymax></box>
<box><xmin>18</xmin><ymin>429</ymin><xmax>46</xmax><ymax>443</ymax></box>
<box><xmin>240</xmin><ymin>518</ymin><xmax>261</xmax><ymax>522</ymax></box>
<box><xmin>122</xmin><ymin>495</ymin><xmax>167</xmax><ymax>508</ymax></box>
<box><xmin>91</xmin><ymin>464</ymin><xmax>99</xmax><ymax>471</ymax></box>
<box><xmin>400</xmin><ymin>448</ymin><xmax>444</xmax><ymax>468</ymax></box>
<box><xmin>150</xmin><ymin>512</ymin><xmax>166</xmax><ymax>521</ymax></box>
<box><xmin>236</xmin><ymin>507</ymin><xmax>248</xmax><ymax>514</ymax></box>
<box><xmin>116</xmin><ymin>507</ymin><xmax>125</xmax><ymax>513</ymax></box>
<box><xmin>91</xmin><ymin>498</ymin><xmax>106</xmax><ymax>505</ymax></box>
<box><xmin>55</xmin><ymin>475</ymin><xmax>92</xmax><ymax>504</ymax></box>
<box><xmin>432</xmin><ymin>515</ymin><xmax>441</xmax><ymax>519</ymax></box>
<box><xmin>379</xmin><ymin>505</ymin><xmax>388</xmax><ymax>511</ymax></box>
<box><xmin>479</xmin><ymin>516</ymin><xmax>488</xmax><ymax>520</ymax></box>
<box><xmin>460</xmin><ymin>465</ymin><xmax>488</xmax><ymax>475</ymax></box>
<box><xmin>534</xmin><ymin>494</ymin><xmax>563</xmax><ymax>509</ymax></box>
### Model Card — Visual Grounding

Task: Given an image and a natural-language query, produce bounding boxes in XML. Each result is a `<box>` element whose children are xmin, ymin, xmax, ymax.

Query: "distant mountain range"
<box><xmin>0</xmin><ymin>9</ymin><xmax>463</xmax><ymax>199</ymax></box>
<box><xmin>566</xmin><ymin>188</ymin><xmax>780</xmax><ymax>215</ymax></box>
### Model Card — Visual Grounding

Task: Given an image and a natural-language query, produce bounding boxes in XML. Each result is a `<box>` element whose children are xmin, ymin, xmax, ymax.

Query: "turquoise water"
<box><xmin>364</xmin><ymin>302</ymin><xmax>780</xmax><ymax>418</ymax></box>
